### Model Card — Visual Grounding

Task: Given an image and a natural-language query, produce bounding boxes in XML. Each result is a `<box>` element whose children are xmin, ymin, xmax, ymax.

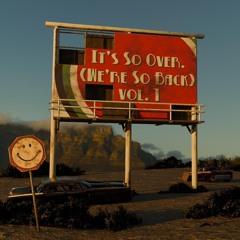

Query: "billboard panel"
<box><xmin>53</xmin><ymin>32</ymin><xmax>197</xmax><ymax>122</ymax></box>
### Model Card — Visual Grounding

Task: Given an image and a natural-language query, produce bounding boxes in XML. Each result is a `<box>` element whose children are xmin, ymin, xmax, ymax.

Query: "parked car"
<box><xmin>7</xmin><ymin>177</ymin><xmax>133</xmax><ymax>204</ymax></box>
<box><xmin>182</xmin><ymin>169</ymin><xmax>233</xmax><ymax>182</ymax></box>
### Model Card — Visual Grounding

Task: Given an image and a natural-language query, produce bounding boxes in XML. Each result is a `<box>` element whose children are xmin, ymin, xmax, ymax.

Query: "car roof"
<box><xmin>41</xmin><ymin>177</ymin><xmax>89</xmax><ymax>186</ymax></box>
<box><xmin>40</xmin><ymin>178</ymin><xmax>125</xmax><ymax>188</ymax></box>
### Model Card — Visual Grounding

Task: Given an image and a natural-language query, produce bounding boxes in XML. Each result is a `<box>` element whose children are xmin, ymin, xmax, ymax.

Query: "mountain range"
<box><xmin>0</xmin><ymin>123</ymin><xmax>157</xmax><ymax>171</ymax></box>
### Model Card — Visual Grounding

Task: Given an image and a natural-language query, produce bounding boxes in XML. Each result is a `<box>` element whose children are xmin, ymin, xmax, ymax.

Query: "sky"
<box><xmin>0</xmin><ymin>0</ymin><xmax>239</xmax><ymax>160</ymax></box>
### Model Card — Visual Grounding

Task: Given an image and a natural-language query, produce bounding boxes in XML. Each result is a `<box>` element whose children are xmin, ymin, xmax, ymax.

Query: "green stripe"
<box><xmin>62</xmin><ymin>65</ymin><xmax>87</xmax><ymax>118</ymax></box>
<box><xmin>62</xmin><ymin>65</ymin><xmax>75</xmax><ymax>100</ymax></box>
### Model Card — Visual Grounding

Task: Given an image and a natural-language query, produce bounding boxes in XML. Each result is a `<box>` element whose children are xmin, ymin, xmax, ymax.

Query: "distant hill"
<box><xmin>0</xmin><ymin>123</ymin><xmax>157</xmax><ymax>171</ymax></box>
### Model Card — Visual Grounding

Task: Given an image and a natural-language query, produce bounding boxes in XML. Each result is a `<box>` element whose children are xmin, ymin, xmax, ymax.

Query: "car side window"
<box><xmin>69</xmin><ymin>184</ymin><xmax>81</xmax><ymax>191</ymax></box>
<box><xmin>78</xmin><ymin>183</ymin><xmax>88</xmax><ymax>191</ymax></box>
<box><xmin>62</xmin><ymin>183</ymin><xmax>87</xmax><ymax>192</ymax></box>
<box><xmin>45</xmin><ymin>184</ymin><xmax>64</xmax><ymax>193</ymax></box>
<box><xmin>64</xmin><ymin>184</ymin><xmax>75</xmax><ymax>191</ymax></box>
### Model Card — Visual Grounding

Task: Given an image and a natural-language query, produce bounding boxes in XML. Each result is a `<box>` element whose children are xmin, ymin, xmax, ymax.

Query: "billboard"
<box><xmin>53</xmin><ymin>31</ymin><xmax>198</xmax><ymax>122</ymax></box>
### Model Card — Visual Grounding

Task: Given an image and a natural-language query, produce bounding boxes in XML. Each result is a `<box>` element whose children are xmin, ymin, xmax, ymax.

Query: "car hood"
<box><xmin>9</xmin><ymin>186</ymin><xmax>34</xmax><ymax>195</ymax></box>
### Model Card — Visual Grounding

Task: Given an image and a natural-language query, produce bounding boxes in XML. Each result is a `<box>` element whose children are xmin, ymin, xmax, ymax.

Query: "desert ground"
<box><xmin>1</xmin><ymin>168</ymin><xmax>240</xmax><ymax>240</ymax></box>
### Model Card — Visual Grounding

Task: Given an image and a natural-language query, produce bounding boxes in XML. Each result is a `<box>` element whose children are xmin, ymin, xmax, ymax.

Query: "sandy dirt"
<box><xmin>1</xmin><ymin>168</ymin><xmax>240</xmax><ymax>240</ymax></box>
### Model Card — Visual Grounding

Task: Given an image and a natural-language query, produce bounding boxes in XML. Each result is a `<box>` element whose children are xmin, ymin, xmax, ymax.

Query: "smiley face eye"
<box><xmin>22</xmin><ymin>144</ymin><xmax>32</xmax><ymax>148</ymax></box>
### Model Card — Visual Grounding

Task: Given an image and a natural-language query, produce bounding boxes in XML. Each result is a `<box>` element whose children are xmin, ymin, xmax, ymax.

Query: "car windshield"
<box><xmin>36</xmin><ymin>183</ymin><xmax>43</xmax><ymax>193</ymax></box>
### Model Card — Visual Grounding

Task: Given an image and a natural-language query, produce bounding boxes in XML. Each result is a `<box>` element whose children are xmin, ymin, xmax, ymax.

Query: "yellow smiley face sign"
<box><xmin>8</xmin><ymin>135</ymin><xmax>46</xmax><ymax>172</ymax></box>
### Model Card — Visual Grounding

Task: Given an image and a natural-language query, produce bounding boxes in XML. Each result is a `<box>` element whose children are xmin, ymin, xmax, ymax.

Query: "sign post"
<box><xmin>8</xmin><ymin>135</ymin><xmax>46</xmax><ymax>232</ymax></box>
<box><xmin>29</xmin><ymin>170</ymin><xmax>40</xmax><ymax>231</ymax></box>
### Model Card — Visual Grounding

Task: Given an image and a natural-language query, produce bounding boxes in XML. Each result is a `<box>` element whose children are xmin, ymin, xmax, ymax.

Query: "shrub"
<box><xmin>231</xmin><ymin>156</ymin><xmax>240</xmax><ymax>170</ymax></box>
<box><xmin>146</xmin><ymin>156</ymin><xmax>185</xmax><ymax>169</ymax></box>
<box><xmin>185</xmin><ymin>203</ymin><xmax>211</xmax><ymax>219</ymax></box>
<box><xmin>159</xmin><ymin>182</ymin><xmax>208</xmax><ymax>194</ymax></box>
<box><xmin>0</xmin><ymin>199</ymin><xmax>141</xmax><ymax>231</ymax></box>
<box><xmin>0</xmin><ymin>165</ymin><xmax>28</xmax><ymax>178</ymax></box>
<box><xmin>198</xmin><ymin>156</ymin><xmax>232</xmax><ymax>170</ymax></box>
<box><xmin>169</xmin><ymin>182</ymin><xmax>193</xmax><ymax>193</ymax></box>
<box><xmin>37</xmin><ymin>197</ymin><xmax>91</xmax><ymax>229</ymax></box>
<box><xmin>185</xmin><ymin>186</ymin><xmax>240</xmax><ymax>219</ymax></box>
<box><xmin>232</xmin><ymin>165</ymin><xmax>240</xmax><ymax>171</ymax></box>
<box><xmin>0</xmin><ymin>200</ymin><xmax>7</xmax><ymax>224</ymax></box>
<box><xmin>2</xmin><ymin>200</ymin><xmax>33</xmax><ymax>225</ymax></box>
<box><xmin>92</xmin><ymin>206</ymin><xmax>142</xmax><ymax>231</ymax></box>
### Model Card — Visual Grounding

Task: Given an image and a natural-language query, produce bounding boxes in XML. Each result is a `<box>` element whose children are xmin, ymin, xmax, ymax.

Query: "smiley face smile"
<box><xmin>17</xmin><ymin>150</ymin><xmax>41</xmax><ymax>162</ymax></box>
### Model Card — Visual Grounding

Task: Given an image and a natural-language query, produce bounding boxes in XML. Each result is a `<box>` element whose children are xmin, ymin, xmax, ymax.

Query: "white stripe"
<box><xmin>70</xmin><ymin>65</ymin><xmax>95</xmax><ymax>118</ymax></box>
<box><xmin>181</xmin><ymin>37</ymin><xmax>196</xmax><ymax>56</ymax></box>
<box><xmin>52</xmin><ymin>77</ymin><xmax>69</xmax><ymax>118</ymax></box>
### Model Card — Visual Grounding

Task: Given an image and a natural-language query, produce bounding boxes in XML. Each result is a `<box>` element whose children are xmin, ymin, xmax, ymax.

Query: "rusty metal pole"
<box><xmin>49</xmin><ymin>27</ymin><xmax>59</xmax><ymax>179</ymax></box>
<box><xmin>29</xmin><ymin>170</ymin><xmax>40</xmax><ymax>232</ymax></box>
<box><xmin>191</xmin><ymin>107</ymin><xmax>198</xmax><ymax>189</ymax></box>
<box><xmin>124</xmin><ymin>122</ymin><xmax>132</xmax><ymax>187</ymax></box>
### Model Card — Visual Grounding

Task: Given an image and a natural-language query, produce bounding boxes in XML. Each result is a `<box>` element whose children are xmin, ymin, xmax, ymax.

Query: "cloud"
<box><xmin>0</xmin><ymin>114</ymin><xmax>51</xmax><ymax>131</ymax></box>
<box><xmin>25</xmin><ymin>119</ymin><xmax>51</xmax><ymax>131</ymax></box>
<box><xmin>141</xmin><ymin>143</ymin><xmax>160</xmax><ymax>151</ymax></box>
<box><xmin>141</xmin><ymin>143</ymin><xmax>165</xmax><ymax>159</ymax></box>
<box><xmin>0</xmin><ymin>113</ymin><xmax>13</xmax><ymax>124</ymax></box>
<box><xmin>26</xmin><ymin>120</ymin><xmax>89</xmax><ymax>132</ymax></box>
<box><xmin>141</xmin><ymin>142</ymin><xmax>185</xmax><ymax>160</ymax></box>
<box><xmin>0</xmin><ymin>114</ymin><xmax>95</xmax><ymax>132</ymax></box>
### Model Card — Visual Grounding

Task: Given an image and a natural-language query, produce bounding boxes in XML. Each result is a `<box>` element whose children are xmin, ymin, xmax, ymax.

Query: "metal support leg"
<box><xmin>191</xmin><ymin>124</ymin><xmax>198</xmax><ymax>189</ymax></box>
<box><xmin>124</xmin><ymin>122</ymin><xmax>132</xmax><ymax>187</ymax></box>
<box><xmin>49</xmin><ymin>117</ymin><xmax>57</xmax><ymax>179</ymax></box>
<box><xmin>191</xmin><ymin>106</ymin><xmax>198</xmax><ymax>189</ymax></box>
<box><xmin>49</xmin><ymin>27</ymin><xmax>59</xmax><ymax>179</ymax></box>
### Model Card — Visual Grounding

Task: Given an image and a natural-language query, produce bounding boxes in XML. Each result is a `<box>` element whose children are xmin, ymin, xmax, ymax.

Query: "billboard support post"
<box><xmin>49</xmin><ymin>117</ymin><xmax>56</xmax><ymax>179</ymax></box>
<box><xmin>49</xmin><ymin>27</ymin><xmax>59</xmax><ymax>179</ymax></box>
<box><xmin>191</xmin><ymin>107</ymin><xmax>198</xmax><ymax>189</ymax></box>
<box><xmin>124</xmin><ymin>122</ymin><xmax>132</xmax><ymax>187</ymax></box>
